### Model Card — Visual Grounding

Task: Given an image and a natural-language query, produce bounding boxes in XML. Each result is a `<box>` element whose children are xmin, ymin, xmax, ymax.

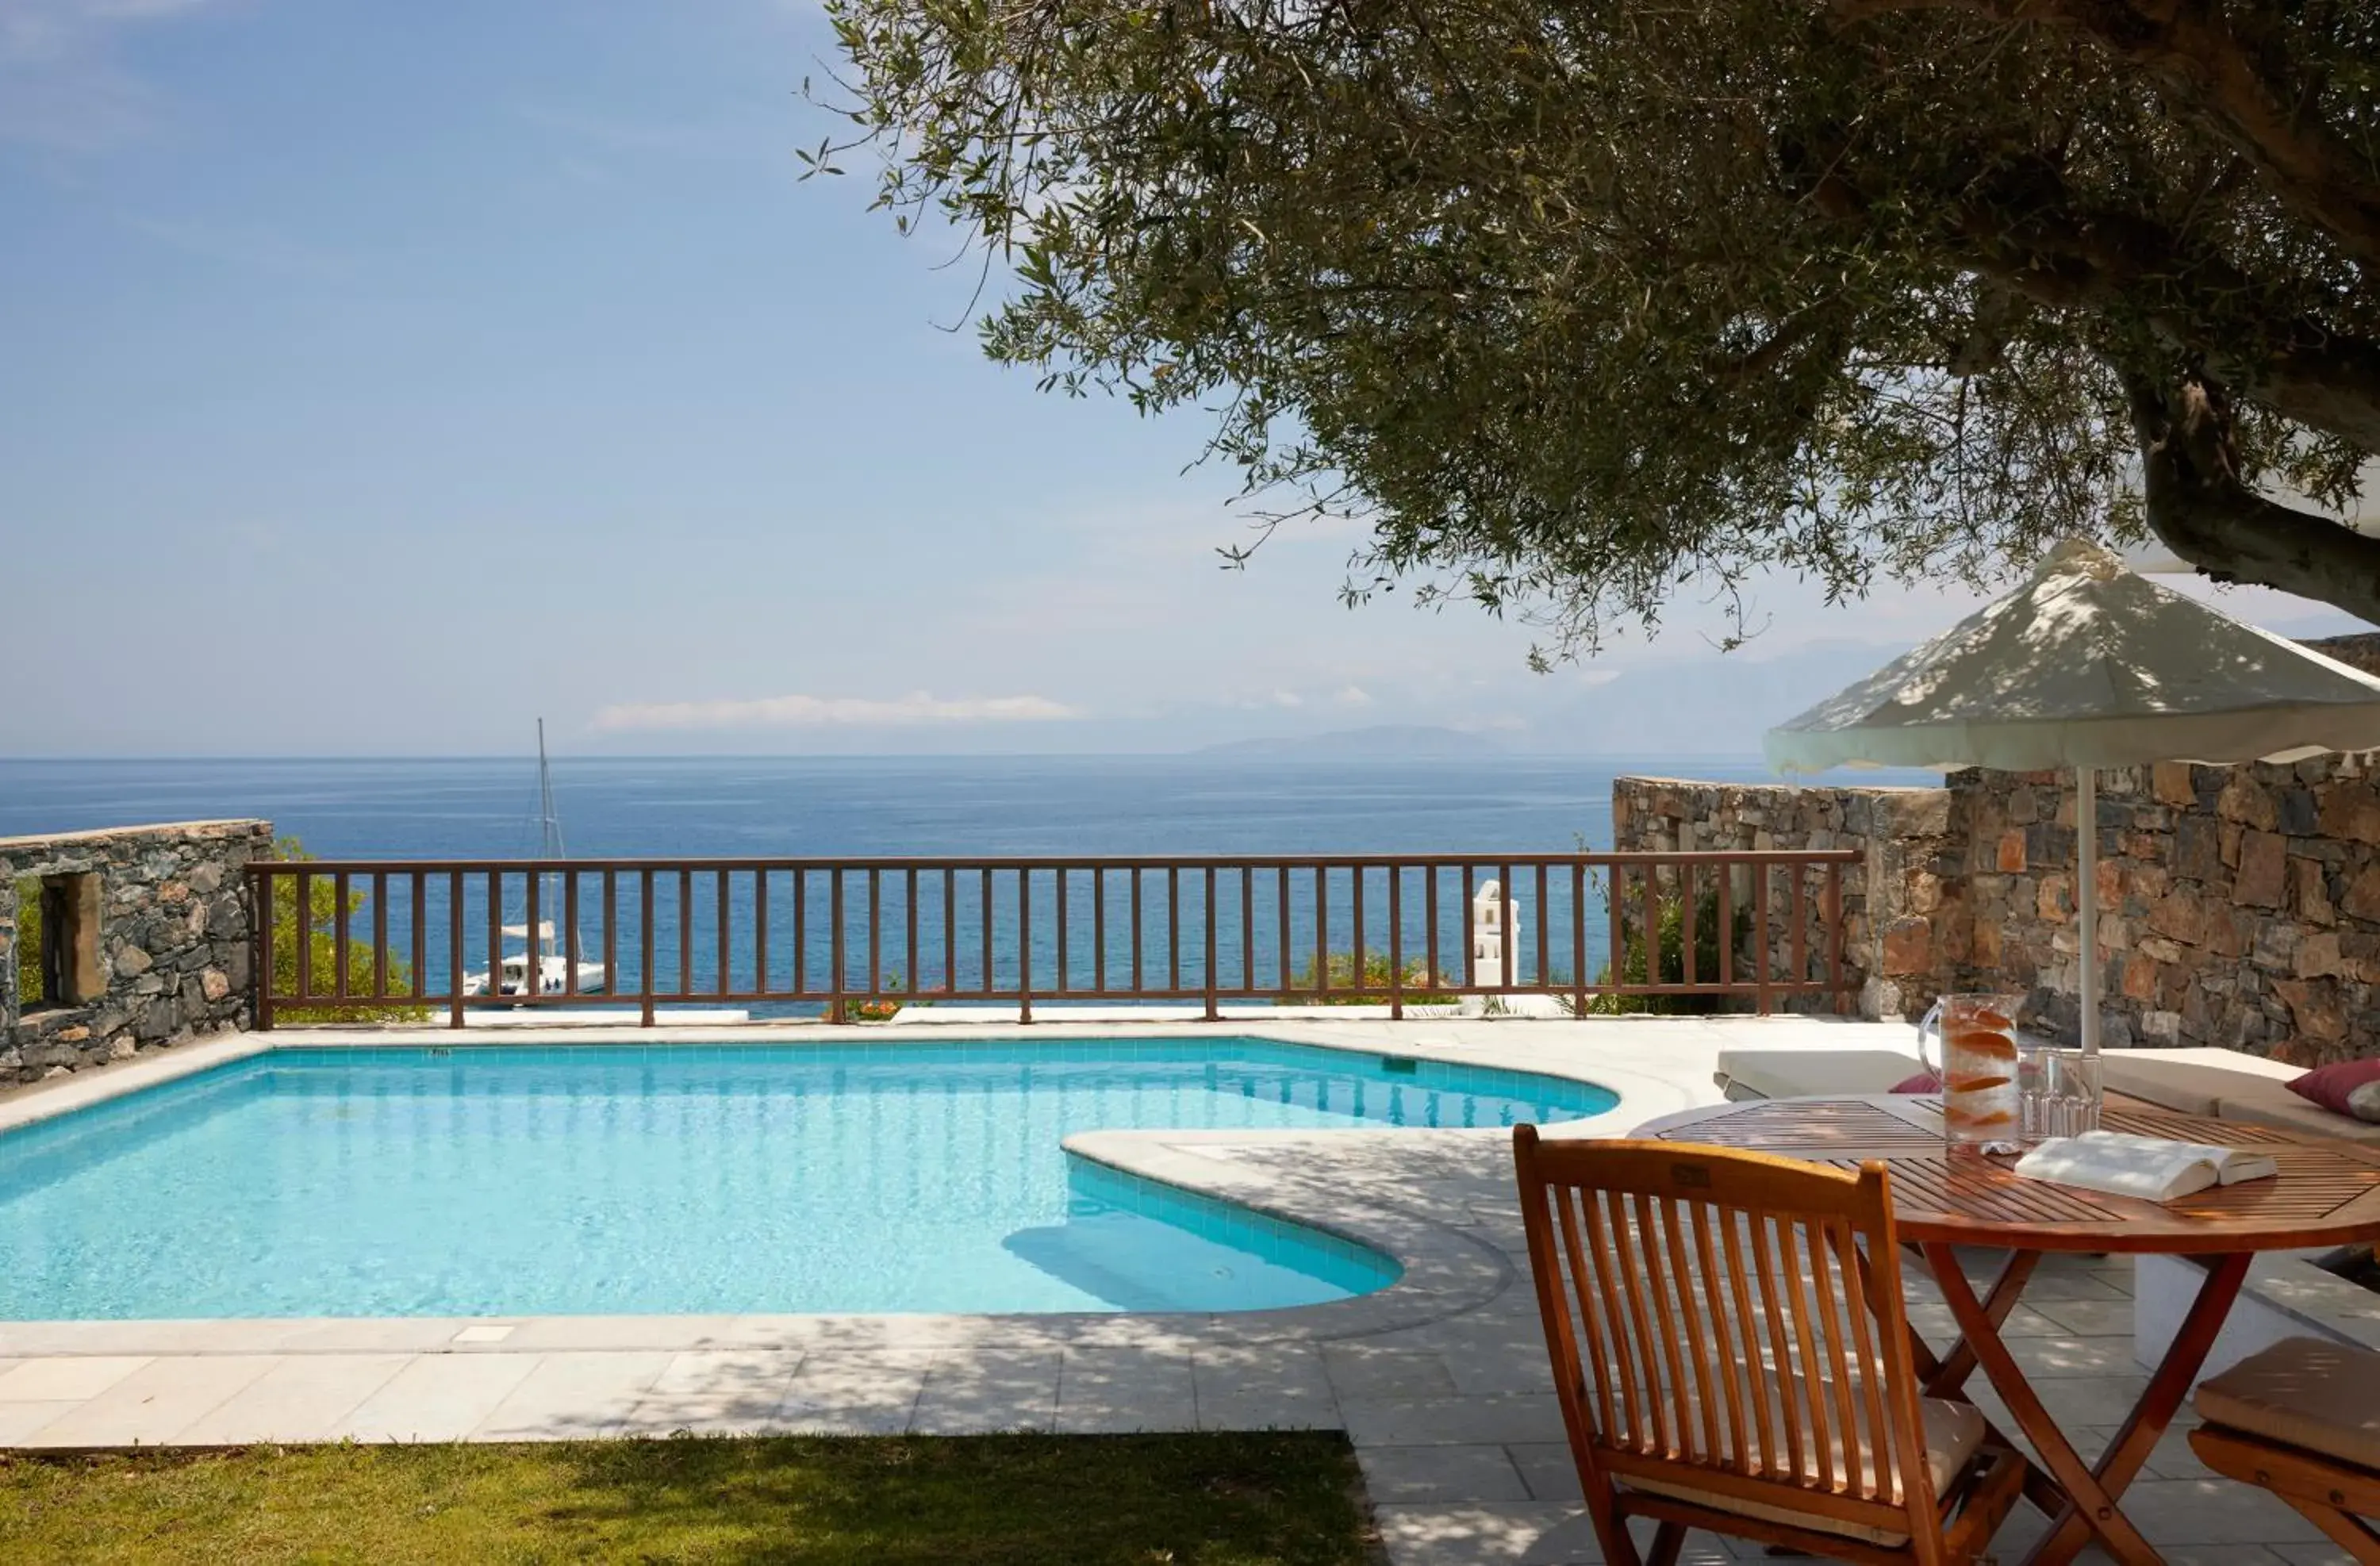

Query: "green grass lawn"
<box><xmin>0</xmin><ymin>1432</ymin><xmax>1379</xmax><ymax>1564</ymax></box>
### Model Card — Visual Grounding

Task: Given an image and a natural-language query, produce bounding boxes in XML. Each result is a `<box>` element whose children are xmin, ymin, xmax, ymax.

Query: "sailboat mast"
<box><xmin>537</xmin><ymin>718</ymin><xmax>565</xmax><ymax>857</ymax></box>
<box><xmin>536</xmin><ymin>719</ymin><xmax>563</xmax><ymax>965</ymax></box>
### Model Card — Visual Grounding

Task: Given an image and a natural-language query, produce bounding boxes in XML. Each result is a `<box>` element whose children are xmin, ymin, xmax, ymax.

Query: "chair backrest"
<box><xmin>1514</xmin><ymin>1127</ymin><xmax>1939</xmax><ymax>1551</ymax></box>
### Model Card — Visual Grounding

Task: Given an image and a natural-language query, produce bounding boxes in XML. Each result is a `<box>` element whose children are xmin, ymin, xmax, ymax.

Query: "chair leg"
<box><xmin>1645</xmin><ymin>1519</ymin><xmax>1688</xmax><ymax>1566</ymax></box>
<box><xmin>2190</xmin><ymin>1426</ymin><xmax>2380</xmax><ymax>1566</ymax></box>
<box><xmin>2286</xmin><ymin>1498</ymin><xmax>2380</xmax><ymax>1566</ymax></box>
<box><xmin>1579</xmin><ymin>1487</ymin><xmax>1645</xmax><ymax>1566</ymax></box>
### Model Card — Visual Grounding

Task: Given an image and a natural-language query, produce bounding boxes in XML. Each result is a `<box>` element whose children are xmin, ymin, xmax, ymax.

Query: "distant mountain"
<box><xmin>1195</xmin><ymin>724</ymin><xmax>1514</xmax><ymax>758</ymax></box>
<box><xmin>1514</xmin><ymin>639</ymin><xmax>1923</xmax><ymax>756</ymax></box>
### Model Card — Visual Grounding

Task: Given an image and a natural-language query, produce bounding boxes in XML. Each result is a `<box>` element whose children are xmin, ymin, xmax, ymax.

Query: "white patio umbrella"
<box><xmin>1764</xmin><ymin>538</ymin><xmax>2380</xmax><ymax>1055</ymax></box>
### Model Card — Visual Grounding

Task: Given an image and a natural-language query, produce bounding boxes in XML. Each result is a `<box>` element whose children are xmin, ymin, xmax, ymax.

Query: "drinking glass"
<box><xmin>2017</xmin><ymin>1043</ymin><xmax>2103</xmax><ymax>1140</ymax></box>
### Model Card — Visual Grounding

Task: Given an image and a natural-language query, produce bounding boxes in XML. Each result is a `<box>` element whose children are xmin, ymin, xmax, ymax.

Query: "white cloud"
<box><xmin>591</xmin><ymin>691</ymin><xmax>1081</xmax><ymax>731</ymax></box>
<box><xmin>1333</xmin><ymin>685</ymin><xmax>1375</xmax><ymax>708</ymax></box>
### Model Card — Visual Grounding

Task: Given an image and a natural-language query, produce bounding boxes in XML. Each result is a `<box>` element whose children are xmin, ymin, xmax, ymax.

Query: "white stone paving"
<box><xmin>0</xmin><ymin>1015</ymin><xmax>2359</xmax><ymax>1561</ymax></box>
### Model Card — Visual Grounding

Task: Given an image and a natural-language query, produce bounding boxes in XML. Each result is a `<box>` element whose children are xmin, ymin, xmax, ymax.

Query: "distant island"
<box><xmin>1195</xmin><ymin>725</ymin><xmax>1513</xmax><ymax>758</ymax></box>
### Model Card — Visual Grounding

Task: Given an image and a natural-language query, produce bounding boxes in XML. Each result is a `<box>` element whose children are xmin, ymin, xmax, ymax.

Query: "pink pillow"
<box><xmin>1890</xmin><ymin>1072</ymin><xmax>1941</xmax><ymax>1094</ymax></box>
<box><xmin>2287</xmin><ymin>1060</ymin><xmax>2380</xmax><ymax>1115</ymax></box>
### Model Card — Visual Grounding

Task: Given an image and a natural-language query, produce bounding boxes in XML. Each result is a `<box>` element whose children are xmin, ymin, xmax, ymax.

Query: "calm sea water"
<box><xmin>0</xmin><ymin>754</ymin><xmax>1795</xmax><ymax>858</ymax></box>
<box><xmin>0</xmin><ymin>755</ymin><xmax>1922</xmax><ymax>1008</ymax></box>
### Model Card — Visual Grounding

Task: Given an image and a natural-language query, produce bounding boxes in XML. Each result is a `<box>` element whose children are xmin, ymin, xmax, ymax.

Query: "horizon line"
<box><xmin>0</xmin><ymin>749</ymin><xmax>1779</xmax><ymax>764</ymax></box>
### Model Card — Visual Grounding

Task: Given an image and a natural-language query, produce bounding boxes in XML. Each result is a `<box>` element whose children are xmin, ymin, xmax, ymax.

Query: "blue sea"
<box><xmin>0</xmin><ymin>754</ymin><xmax>1790</xmax><ymax>859</ymax></box>
<box><xmin>0</xmin><ymin>755</ymin><xmax>1918</xmax><ymax>1010</ymax></box>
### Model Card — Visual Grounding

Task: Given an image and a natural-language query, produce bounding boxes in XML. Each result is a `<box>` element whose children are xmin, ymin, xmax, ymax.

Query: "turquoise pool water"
<box><xmin>0</xmin><ymin>1039</ymin><xmax>1615</xmax><ymax>1318</ymax></box>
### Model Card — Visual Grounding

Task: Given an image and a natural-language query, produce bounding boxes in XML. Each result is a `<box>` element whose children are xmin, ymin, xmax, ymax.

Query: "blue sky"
<box><xmin>2</xmin><ymin>0</ymin><xmax>2361</xmax><ymax>758</ymax></box>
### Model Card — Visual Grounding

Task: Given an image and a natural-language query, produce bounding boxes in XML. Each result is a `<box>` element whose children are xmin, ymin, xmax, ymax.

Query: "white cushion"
<box><xmin>1714</xmin><ymin>1049</ymin><xmax>1925</xmax><ymax>1101</ymax></box>
<box><xmin>2212</xmin><ymin>1083</ymin><xmax>2380</xmax><ymax>1143</ymax></box>
<box><xmin>2097</xmin><ymin>1046</ymin><xmax>2304</xmax><ymax>1118</ymax></box>
<box><xmin>1627</xmin><ymin>1397</ymin><xmax>1985</xmax><ymax>1546</ymax></box>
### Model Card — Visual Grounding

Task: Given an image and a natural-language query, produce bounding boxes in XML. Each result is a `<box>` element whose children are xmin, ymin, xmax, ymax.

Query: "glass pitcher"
<box><xmin>1916</xmin><ymin>992</ymin><xmax>2027</xmax><ymax>1155</ymax></box>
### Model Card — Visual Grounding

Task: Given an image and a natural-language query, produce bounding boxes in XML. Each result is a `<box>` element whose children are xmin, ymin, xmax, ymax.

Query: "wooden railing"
<box><xmin>245</xmin><ymin>850</ymin><xmax>1860</xmax><ymax>1028</ymax></box>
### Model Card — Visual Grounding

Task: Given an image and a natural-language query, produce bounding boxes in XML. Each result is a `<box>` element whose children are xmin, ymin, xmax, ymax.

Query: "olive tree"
<box><xmin>812</xmin><ymin>0</ymin><xmax>2380</xmax><ymax>651</ymax></box>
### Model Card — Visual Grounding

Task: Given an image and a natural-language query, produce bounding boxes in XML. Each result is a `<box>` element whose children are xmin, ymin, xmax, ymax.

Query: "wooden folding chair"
<box><xmin>1513</xmin><ymin>1127</ymin><xmax>2025</xmax><ymax>1566</ymax></box>
<box><xmin>2190</xmin><ymin>1337</ymin><xmax>2380</xmax><ymax>1564</ymax></box>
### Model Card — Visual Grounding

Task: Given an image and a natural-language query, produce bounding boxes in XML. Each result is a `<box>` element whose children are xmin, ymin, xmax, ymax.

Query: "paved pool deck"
<box><xmin>0</xmin><ymin>1015</ymin><xmax>2352</xmax><ymax>1564</ymax></box>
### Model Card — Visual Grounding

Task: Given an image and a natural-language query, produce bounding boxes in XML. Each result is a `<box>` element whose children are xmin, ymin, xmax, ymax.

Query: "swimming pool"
<box><xmin>0</xmin><ymin>1038</ymin><xmax>1616</xmax><ymax>1318</ymax></box>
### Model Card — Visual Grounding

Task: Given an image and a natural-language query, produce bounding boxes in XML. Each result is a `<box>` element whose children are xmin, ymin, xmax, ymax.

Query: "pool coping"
<box><xmin>0</xmin><ymin>1019</ymin><xmax>1684</xmax><ymax>1359</ymax></box>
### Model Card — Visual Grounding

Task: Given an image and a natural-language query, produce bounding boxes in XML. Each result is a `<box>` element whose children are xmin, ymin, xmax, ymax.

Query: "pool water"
<box><xmin>0</xmin><ymin>1038</ymin><xmax>1615</xmax><ymax>1318</ymax></box>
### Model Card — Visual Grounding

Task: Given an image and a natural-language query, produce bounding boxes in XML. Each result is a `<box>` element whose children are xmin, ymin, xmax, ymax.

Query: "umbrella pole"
<box><xmin>2076</xmin><ymin>766</ymin><xmax>2100</xmax><ymax>1058</ymax></box>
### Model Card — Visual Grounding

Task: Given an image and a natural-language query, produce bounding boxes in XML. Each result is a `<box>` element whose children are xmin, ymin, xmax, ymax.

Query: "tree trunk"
<box><xmin>2125</xmin><ymin>369</ymin><xmax>2380</xmax><ymax>628</ymax></box>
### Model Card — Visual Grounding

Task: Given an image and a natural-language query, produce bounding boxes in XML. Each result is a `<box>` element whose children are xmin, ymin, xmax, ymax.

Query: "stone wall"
<box><xmin>1956</xmin><ymin>759</ymin><xmax>2380</xmax><ymax>1064</ymax></box>
<box><xmin>0</xmin><ymin>820</ymin><xmax>271</xmax><ymax>1084</ymax></box>
<box><xmin>1615</xmin><ymin>747</ymin><xmax>2380</xmax><ymax>1063</ymax></box>
<box><xmin>1610</xmin><ymin>777</ymin><xmax>1960</xmax><ymax>1019</ymax></box>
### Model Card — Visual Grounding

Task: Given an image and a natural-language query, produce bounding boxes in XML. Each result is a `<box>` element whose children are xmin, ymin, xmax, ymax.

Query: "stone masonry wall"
<box><xmin>1616</xmin><ymin>748</ymin><xmax>2380</xmax><ymax>1061</ymax></box>
<box><xmin>1956</xmin><ymin>760</ymin><xmax>2380</xmax><ymax>1065</ymax></box>
<box><xmin>1610</xmin><ymin>777</ymin><xmax>1960</xmax><ymax>1019</ymax></box>
<box><xmin>0</xmin><ymin>820</ymin><xmax>271</xmax><ymax>1084</ymax></box>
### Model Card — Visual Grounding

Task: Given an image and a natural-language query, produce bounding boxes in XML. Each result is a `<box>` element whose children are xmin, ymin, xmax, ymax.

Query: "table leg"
<box><xmin>1923</xmin><ymin>1242</ymin><xmax>2198</xmax><ymax>1566</ymax></box>
<box><xmin>2024</xmin><ymin>1250</ymin><xmax>2251</xmax><ymax>1566</ymax></box>
<box><xmin>1879</xmin><ymin>1244</ymin><xmax>2057</xmax><ymax>1507</ymax></box>
<box><xmin>1917</xmin><ymin>1246</ymin><xmax>2042</xmax><ymax>1399</ymax></box>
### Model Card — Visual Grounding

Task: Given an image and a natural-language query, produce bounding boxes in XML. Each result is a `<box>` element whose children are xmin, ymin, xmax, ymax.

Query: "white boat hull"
<box><xmin>464</xmin><ymin>956</ymin><xmax>608</xmax><ymax>999</ymax></box>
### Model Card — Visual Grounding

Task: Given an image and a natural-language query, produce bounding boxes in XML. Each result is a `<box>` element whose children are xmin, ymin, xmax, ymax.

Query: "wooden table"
<box><xmin>1633</xmin><ymin>1095</ymin><xmax>2380</xmax><ymax>1566</ymax></box>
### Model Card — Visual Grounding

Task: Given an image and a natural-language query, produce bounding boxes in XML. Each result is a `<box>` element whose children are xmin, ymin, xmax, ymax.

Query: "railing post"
<box><xmin>1572</xmin><ymin>862</ymin><xmax>1587</xmax><ymax>1017</ymax></box>
<box><xmin>678</xmin><ymin>868</ymin><xmax>693</xmax><ymax>1007</ymax></box>
<box><xmin>754</xmin><ymin>868</ymin><xmax>770</xmax><ymax>999</ymax></box>
<box><xmin>524</xmin><ymin>866</ymin><xmax>540</xmax><ymax>1000</ymax></box>
<box><xmin>1680</xmin><ymin>862</ymin><xmax>1697</xmax><ymax>991</ymax></box>
<box><xmin>566</xmin><ymin>870</ymin><xmax>582</xmax><ymax>997</ymax></box>
<box><xmin>409</xmin><ymin>871</ymin><xmax>426</xmax><ymax>1002</ymax></box>
<box><xmin>716</xmin><ymin>869</ymin><xmax>731</xmax><ymax>1001</ymax></box>
<box><xmin>603</xmin><ymin>870</ymin><xmax>618</xmax><ymax>1011</ymax></box>
<box><xmin>294</xmin><ymin>867</ymin><xmax>313</xmax><ymax>1006</ymax></box>
<box><xmin>371</xmin><ymin>871</ymin><xmax>389</xmax><ymax>1004</ymax></box>
<box><xmin>486</xmin><ymin>869</ymin><xmax>503</xmax><ymax>1020</ymax></box>
<box><xmin>1388</xmin><ymin>865</ymin><xmax>1403</xmax><ymax>1021</ymax></box>
<box><xmin>332</xmin><ymin>869</ymin><xmax>351</xmax><ymax>1004</ymax></box>
<box><xmin>1718</xmin><ymin>858</ymin><xmax>1736</xmax><ymax>996</ymax></box>
<box><xmin>1535</xmin><ymin>862</ymin><xmax>1549</xmax><ymax>992</ymax></box>
<box><xmin>1790</xmin><ymin>862</ymin><xmax>1810</xmax><ymax>1007</ymax></box>
<box><xmin>829</xmin><ymin>869</ymin><xmax>846</xmax><ymax>1024</ymax></box>
<box><xmin>639</xmin><ymin>869</ymin><xmax>657</xmax><ymax>1027</ymax></box>
<box><xmin>1425</xmin><ymin>863</ymin><xmax>1440</xmax><ymax>997</ymax></box>
<box><xmin>251</xmin><ymin>868</ymin><xmax>274</xmax><ymax>1032</ymax></box>
<box><xmin>448</xmin><ymin>869</ymin><xmax>466</xmax><ymax>1029</ymax></box>
<box><xmin>1501</xmin><ymin>860</ymin><xmax>1516</xmax><ymax>996</ymax></box>
<box><xmin>1203</xmin><ymin>866</ymin><xmax>1219</xmax><ymax>1022</ymax></box>
<box><xmin>1826</xmin><ymin>858</ymin><xmax>1847</xmax><ymax>1015</ymax></box>
<box><xmin>1606</xmin><ymin>862</ymin><xmax>1623</xmax><ymax>1004</ymax></box>
<box><xmin>1018</xmin><ymin>868</ymin><xmax>1033</xmax><ymax>1025</ymax></box>
<box><xmin>1753</xmin><ymin>861</ymin><xmax>1773</xmax><ymax>1015</ymax></box>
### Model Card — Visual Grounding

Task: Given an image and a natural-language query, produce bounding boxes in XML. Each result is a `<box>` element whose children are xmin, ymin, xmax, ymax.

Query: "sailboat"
<box><xmin>465</xmin><ymin>720</ymin><xmax>608</xmax><ymax>998</ymax></box>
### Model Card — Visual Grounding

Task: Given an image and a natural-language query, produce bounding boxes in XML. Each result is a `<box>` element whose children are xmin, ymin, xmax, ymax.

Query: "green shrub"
<box><xmin>270</xmin><ymin>839</ymin><xmax>432</xmax><ymax>1025</ymax></box>
<box><xmin>11</xmin><ymin>877</ymin><xmax>41</xmax><ymax>1008</ymax></box>
<box><xmin>845</xmin><ymin>970</ymin><xmax>939</xmax><ymax>1022</ymax></box>
<box><xmin>1579</xmin><ymin>885</ymin><xmax>1752</xmax><ymax>1016</ymax></box>
<box><xmin>1276</xmin><ymin>950</ymin><xmax>1459</xmax><ymax>1007</ymax></box>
